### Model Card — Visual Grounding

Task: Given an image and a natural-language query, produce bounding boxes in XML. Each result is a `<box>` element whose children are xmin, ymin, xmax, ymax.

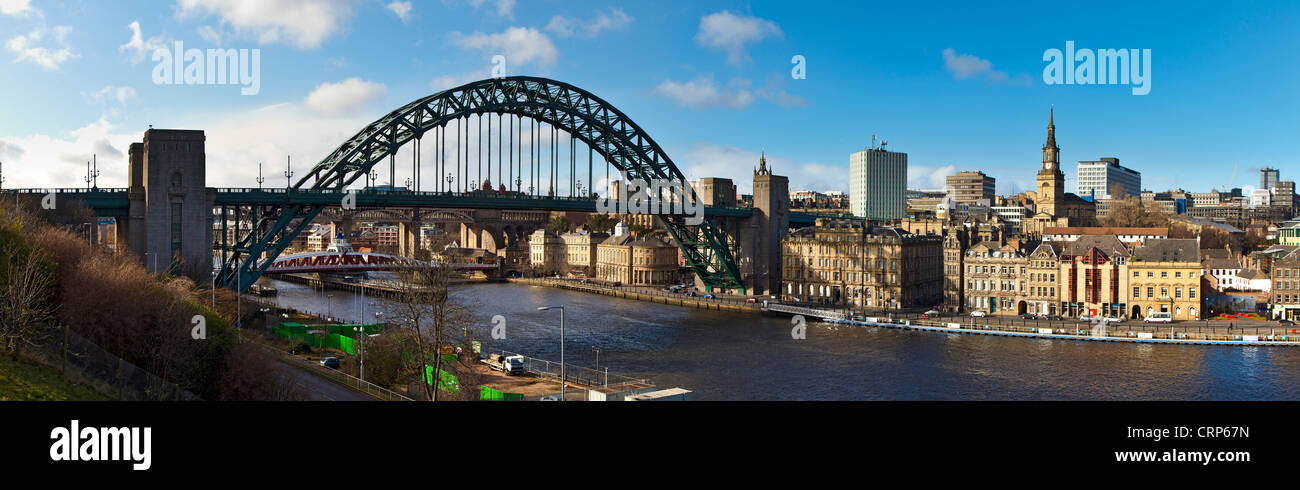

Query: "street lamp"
<box><xmin>256</xmin><ymin>162</ymin><xmax>265</xmax><ymax>189</ymax></box>
<box><xmin>537</xmin><ymin>305</ymin><xmax>566</xmax><ymax>401</ymax></box>
<box><xmin>445</xmin><ymin>173</ymin><xmax>453</xmax><ymax>194</ymax></box>
<box><xmin>284</xmin><ymin>156</ymin><xmax>294</xmax><ymax>190</ymax></box>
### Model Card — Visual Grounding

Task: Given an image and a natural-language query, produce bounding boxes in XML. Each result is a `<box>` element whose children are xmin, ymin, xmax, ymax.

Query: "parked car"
<box><xmin>1019</xmin><ymin>314</ymin><xmax>1036</xmax><ymax>320</ymax></box>
<box><xmin>1102</xmin><ymin>316</ymin><xmax>1124</xmax><ymax>323</ymax></box>
<box><xmin>746</xmin><ymin>298</ymin><xmax>757</xmax><ymax>303</ymax></box>
<box><xmin>1279</xmin><ymin>319</ymin><xmax>1296</xmax><ymax>325</ymax></box>
<box><xmin>704</xmin><ymin>294</ymin><xmax>715</xmax><ymax>299</ymax></box>
<box><xmin>924</xmin><ymin>309</ymin><xmax>941</xmax><ymax>316</ymax></box>
<box><xmin>320</xmin><ymin>357</ymin><xmax>340</xmax><ymax>369</ymax></box>
<box><xmin>970</xmin><ymin>310</ymin><xmax>987</xmax><ymax>317</ymax></box>
<box><xmin>1042</xmin><ymin>314</ymin><xmax>1063</xmax><ymax>321</ymax></box>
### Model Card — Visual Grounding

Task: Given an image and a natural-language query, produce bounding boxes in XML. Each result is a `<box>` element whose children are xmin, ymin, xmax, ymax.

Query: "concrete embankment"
<box><xmin>508</xmin><ymin>278</ymin><xmax>763</xmax><ymax>313</ymax></box>
<box><xmin>826</xmin><ymin>317</ymin><xmax>1300</xmax><ymax>346</ymax></box>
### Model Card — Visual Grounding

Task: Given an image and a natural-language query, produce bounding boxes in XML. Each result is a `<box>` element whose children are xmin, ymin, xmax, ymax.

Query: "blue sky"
<box><xmin>1</xmin><ymin>0</ymin><xmax>1298</xmax><ymax>196</ymax></box>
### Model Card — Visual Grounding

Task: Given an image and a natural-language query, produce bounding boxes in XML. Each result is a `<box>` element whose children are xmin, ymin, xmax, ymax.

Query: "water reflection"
<box><xmin>259</xmin><ymin>279</ymin><xmax>1300</xmax><ymax>401</ymax></box>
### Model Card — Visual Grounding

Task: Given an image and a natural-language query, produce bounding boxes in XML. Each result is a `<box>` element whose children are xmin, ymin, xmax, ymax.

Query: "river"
<box><xmin>258</xmin><ymin>277</ymin><xmax>1300</xmax><ymax>400</ymax></box>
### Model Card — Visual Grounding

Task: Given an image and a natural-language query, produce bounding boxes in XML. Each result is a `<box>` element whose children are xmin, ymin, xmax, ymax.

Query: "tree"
<box><xmin>588</xmin><ymin>213</ymin><xmax>615</xmax><ymax>233</ymax></box>
<box><xmin>0</xmin><ymin>228</ymin><xmax>54</xmax><ymax>354</ymax></box>
<box><xmin>546</xmin><ymin>216</ymin><xmax>570</xmax><ymax>234</ymax></box>
<box><xmin>389</xmin><ymin>260</ymin><xmax>474</xmax><ymax>401</ymax></box>
<box><xmin>1101</xmin><ymin>194</ymin><xmax>1170</xmax><ymax>228</ymax></box>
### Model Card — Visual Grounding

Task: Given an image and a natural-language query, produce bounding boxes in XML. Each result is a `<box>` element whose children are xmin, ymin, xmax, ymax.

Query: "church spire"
<box><xmin>1041</xmin><ymin>106</ymin><xmax>1060</xmax><ymax>173</ymax></box>
<box><xmin>756</xmin><ymin>149</ymin><xmax>769</xmax><ymax>175</ymax></box>
<box><xmin>1046</xmin><ymin>106</ymin><xmax>1057</xmax><ymax>149</ymax></box>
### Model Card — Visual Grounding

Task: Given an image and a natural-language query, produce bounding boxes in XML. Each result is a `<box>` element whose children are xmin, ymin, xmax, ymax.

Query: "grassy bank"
<box><xmin>0</xmin><ymin>353</ymin><xmax>111</xmax><ymax>401</ymax></box>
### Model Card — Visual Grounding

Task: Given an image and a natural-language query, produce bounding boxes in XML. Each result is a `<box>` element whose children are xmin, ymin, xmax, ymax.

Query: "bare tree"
<box><xmin>389</xmin><ymin>260</ymin><xmax>473</xmax><ymax>401</ymax></box>
<box><xmin>0</xmin><ymin>248</ymin><xmax>55</xmax><ymax>353</ymax></box>
<box><xmin>1101</xmin><ymin>193</ymin><xmax>1170</xmax><ymax>228</ymax></box>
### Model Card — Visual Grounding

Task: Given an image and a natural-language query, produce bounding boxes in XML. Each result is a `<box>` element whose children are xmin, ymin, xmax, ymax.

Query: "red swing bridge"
<box><xmin>262</xmin><ymin>250</ymin><xmax>498</xmax><ymax>275</ymax></box>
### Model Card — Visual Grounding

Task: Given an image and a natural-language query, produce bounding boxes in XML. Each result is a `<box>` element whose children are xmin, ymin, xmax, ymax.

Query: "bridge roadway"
<box><xmin>2</xmin><ymin>187</ymin><xmax>832</xmax><ymax>226</ymax></box>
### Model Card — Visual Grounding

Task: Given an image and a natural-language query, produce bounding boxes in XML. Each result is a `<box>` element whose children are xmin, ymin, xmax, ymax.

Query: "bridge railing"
<box><xmin>209</xmin><ymin>187</ymin><xmax>753</xmax><ymax>214</ymax></box>
<box><xmin>5</xmin><ymin>187</ymin><xmax>128</xmax><ymax>194</ymax></box>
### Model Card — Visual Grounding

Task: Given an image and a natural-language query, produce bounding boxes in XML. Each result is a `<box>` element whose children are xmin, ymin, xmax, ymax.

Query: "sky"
<box><xmin>1</xmin><ymin>0</ymin><xmax>1298</xmax><ymax>197</ymax></box>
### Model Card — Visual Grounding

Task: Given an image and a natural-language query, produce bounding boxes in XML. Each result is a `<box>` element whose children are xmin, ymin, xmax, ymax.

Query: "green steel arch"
<box><xmin>218</xmin><ymin>76</ymin><xmax>743</xmax><ymax>292</ymax></box>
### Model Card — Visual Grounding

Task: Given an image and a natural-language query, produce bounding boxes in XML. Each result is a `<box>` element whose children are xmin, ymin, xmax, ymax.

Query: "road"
<box><xmin>269</xmin><ymin>358</ymin><xmax>371</xmax><ymax>401</ymax></box>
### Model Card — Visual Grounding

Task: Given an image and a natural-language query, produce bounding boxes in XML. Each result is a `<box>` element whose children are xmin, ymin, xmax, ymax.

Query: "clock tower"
<box><xmin>1036</xmin><ymin>107</ymin><xmax>1064</xmax><ymax>217</ymax></box>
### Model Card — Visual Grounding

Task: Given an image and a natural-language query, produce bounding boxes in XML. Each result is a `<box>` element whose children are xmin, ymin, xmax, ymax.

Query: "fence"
<box><xmin>29</xmin><ymin>325</ymin><xmax>202</xmax><ymax>401</ymax></box>
<box><xmin>251</xmin><ymin>343</ymin><xmax>413</xmax><ymax>401</ymax></box>
<box><xmin>862</xmin><ymin>311</ymin><xmax>1300</xmax><ymax>338</ymax></box>
<box><xmin>832</xmin><ymin>316</ymin><xmax>1300</xmax><ymax>344</ymax></box>
<box><xmin>497</xmin><ymin>349</ymin><xmax>652</xmax><ymax>390</ymax></box>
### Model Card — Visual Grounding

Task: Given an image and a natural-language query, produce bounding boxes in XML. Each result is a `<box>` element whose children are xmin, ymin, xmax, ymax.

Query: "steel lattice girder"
<box><xmin>218</xmin><ymin>76</ymin><xmax>743</xmax><ymax>291</ymax></box>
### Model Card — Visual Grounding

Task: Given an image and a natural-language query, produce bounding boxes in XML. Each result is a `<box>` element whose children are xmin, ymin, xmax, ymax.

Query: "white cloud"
<box><xmin>303</xmin><ymin>78</ymin><xmax>388</xmax><ymax>117</ymax></box>
<box><xmin>174</xmin><ymin>0</ymin><xmax>357</xmax><ymax>49</ymax></box>
<box><xmin>430</xmin><ymin>70</ymin><xmax>489</xmax><ymax>91</ymax></box>
<box><xmin>907</xmin><ymin>164</ymin><xmax>956</xmax><ymax>190</ymax></box>
<box><xmin>545</xmin><ymin>7</ymin><xmax>633</xmax><ymax>39</ymax></box>
<box><xmin>386</xmin><ymin>1</ymin><xmax>412</xmax><ymax>23</ymax></box>
<box><xmin>89</xmin><ymin>86</ymin><xmax>139</xmax><ymax>106</ymax></box>
<box><xmin>653</xmin><ymin>77</ymin><xmax>754</xmax><ymax>110</ymax></box>
<box><xmin>674</xmin><ymin>143</ymin><xmax>843</xmax><ymax>195</ymax></box>
<box><xmin>0</xmin><ymin>0</ymin><xmax>38</xmax><ymax>16</ymax></box>
<box><xmin>941</xmin><ymin>48</ymin><xmax>1033</xmax><ymax>86</ymax></box>
<box><xmin>119</xmin><ymin>21</ymin><xmax>169</xmax><ymax>65</ymax></box>
<box><xmin>467</xmin><ymin>0</ymin><xmax>514</xmax><ymax>19</ymax></box>
<box><xmin>6</xmin><ymin>25</ymin><xmax>76</xmax><ymax>70</ymax></box>
<box><xmin>196</xmin><ymin>25</ymin><xmax>229</xmax><ymax>44</ymax></box>
<box><xmin>694</xmin><ymin>10</ymin><xmax>782</xmax><ymax>66</ymax></box>
<box><xmin>450</xmin><ymin>27</ymin><xmax>557</xmax><ymax>68</ymax></box>
<box><xmin>0</xmin><ymin>118</ymin><xmax>137</xmax><ymax>188</ymax></box>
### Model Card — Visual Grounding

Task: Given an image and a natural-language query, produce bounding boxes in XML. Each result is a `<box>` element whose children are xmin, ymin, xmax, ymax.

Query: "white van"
<box><xmin>1144</xmin><ymin>312</ymin><xmax>1173</xmax><ymax>324</ymax></box>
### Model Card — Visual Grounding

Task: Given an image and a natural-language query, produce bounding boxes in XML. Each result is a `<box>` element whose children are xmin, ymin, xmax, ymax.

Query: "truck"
<box><xmin>486</xmin><ymin>354</ymin><xmax>526</xmax><ymax>376</ymax></box>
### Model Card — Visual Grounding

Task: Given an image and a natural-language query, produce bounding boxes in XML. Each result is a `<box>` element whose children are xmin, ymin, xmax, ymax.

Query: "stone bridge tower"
<box><xmin>124</xmin><ymin>129</ymin><xmax>214</xmax><ymax>280</ymax></box>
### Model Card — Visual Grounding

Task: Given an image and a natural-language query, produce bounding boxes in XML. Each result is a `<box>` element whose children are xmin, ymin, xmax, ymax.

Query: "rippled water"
<box><xmin>261</xmin><ymin>278</ymin><xmax>1300</xmax><ymax>400</ymax></box>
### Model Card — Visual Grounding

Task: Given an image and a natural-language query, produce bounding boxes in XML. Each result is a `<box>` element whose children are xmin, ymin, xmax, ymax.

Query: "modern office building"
<box><xmin>1076</xmin><ymin>157</ymin><xmax>1140</xmax><ymax>199</ymax></box>
<box><xmin>1262</xmin><ymin>167</ymin><xmax>1280</xmax><ymax>192</ymax></box>
<box><xmin>946</xmin><ymin>171</ymin><xmax>996</xmax><ymax>205</ymax></box>
<box><xmin>849</xmin><ymin>144</ymin><xmax>907</xmax><ymax>220</ymax></box>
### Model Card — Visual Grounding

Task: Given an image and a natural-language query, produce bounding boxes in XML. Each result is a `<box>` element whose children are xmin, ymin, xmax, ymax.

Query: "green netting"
<box><xmin>478</xmin><ymin>386</ymin><xmax>525</xmax><ymax>401</ymax></box>
<box><xmin>424</xmin><ymin>365</ymin><xmax>460</xmax><ymax>393</ymax></box>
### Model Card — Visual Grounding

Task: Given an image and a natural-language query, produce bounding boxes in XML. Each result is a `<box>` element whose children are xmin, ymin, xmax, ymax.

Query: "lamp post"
<box><xmin>256</xmin><ymin>162</ymin><xmax>265</xmax><ymax>189</ymax></box>
<box><xmin>537</xmin><ymin>305</ymin><xmax>565</xmax><ymax>401</ymax></box>
<box><xmin>284</xmin><ymin>156</ymin><xmax>294</xmax><ymax>190</ymax></box>
<box><xmin>445</xmin><ymin>173</ymin><xmax>453</xmax><ymax>194</ymax></box>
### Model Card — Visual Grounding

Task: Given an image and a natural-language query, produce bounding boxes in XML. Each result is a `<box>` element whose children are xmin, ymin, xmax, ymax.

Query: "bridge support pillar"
<box><xmin>125</xmin><ymin>129</ymin><xmax>213</xmax><ymax>280</ymax></box>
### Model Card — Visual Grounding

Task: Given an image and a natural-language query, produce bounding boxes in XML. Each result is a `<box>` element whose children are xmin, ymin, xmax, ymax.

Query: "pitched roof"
<box><xmin>1063</xmin><ymin>235</ymin><xmax>1130</xmax><ymax>257</ymax></box>
<box><xmin>1042</xmin><ymin>226</ymin><xmax>1168</xmax><ymax>236</ymax></box>
<box><xmin>1131</xmin><ymin>239</ymin><xmax>1200</xmax><ymax>263</ymax></box>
